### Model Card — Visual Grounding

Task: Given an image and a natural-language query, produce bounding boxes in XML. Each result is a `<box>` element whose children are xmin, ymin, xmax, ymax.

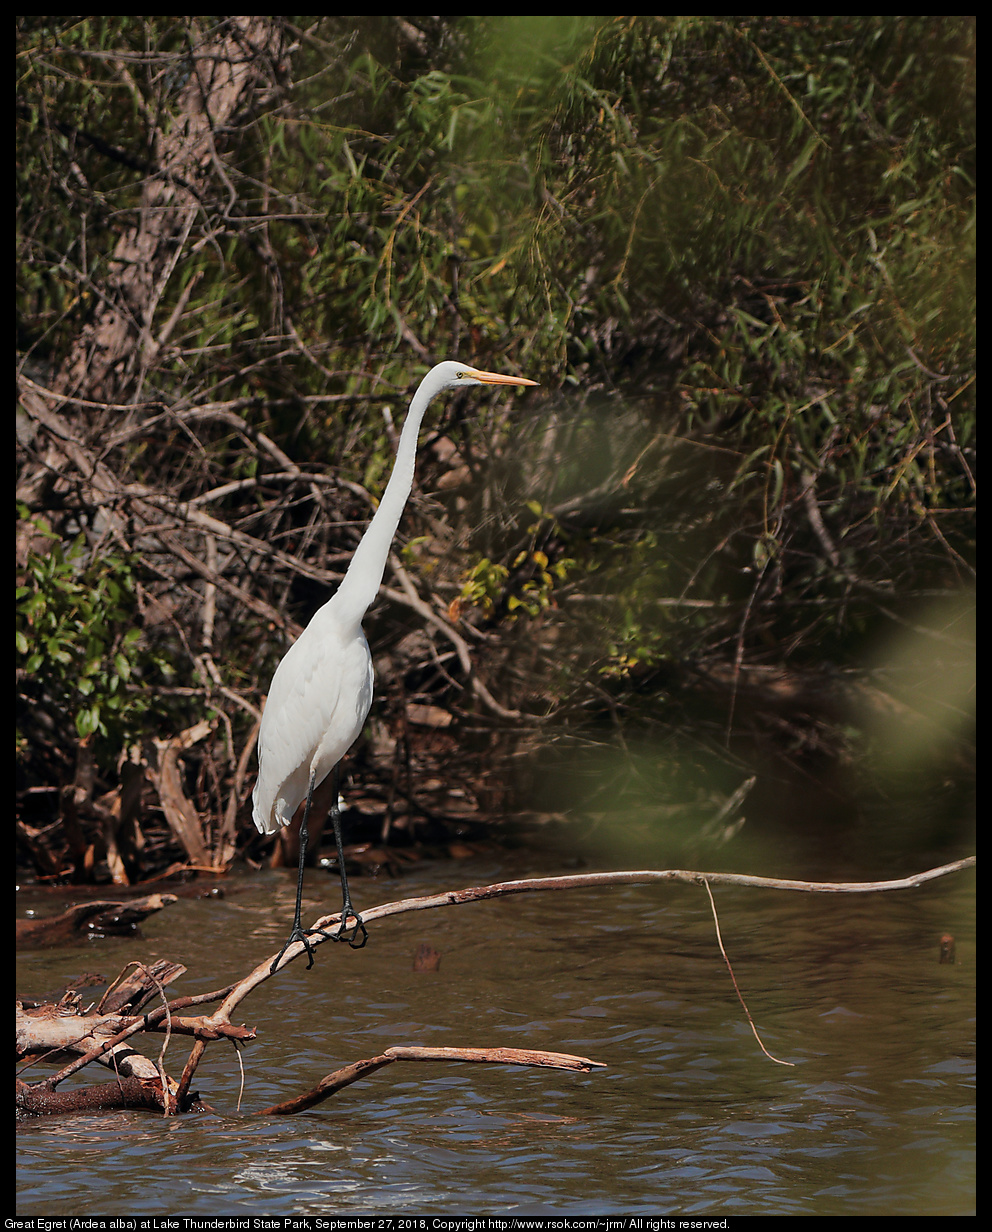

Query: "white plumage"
<box><xmin>253</xmin><ymin>360</ymin><xmax>538</xmax><ymax>971</ymax></box>
<box><xmin>252</xmin><ymin>608</ymin><xmax>373</xmax><ymax>837</ymax></box>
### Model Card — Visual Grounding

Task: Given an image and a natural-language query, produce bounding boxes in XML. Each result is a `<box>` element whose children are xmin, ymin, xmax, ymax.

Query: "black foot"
<box><xmin>334</xmin><ymin>911</ymin><xmax>368</xmax><ymax>949</ymax></box>
<box><xmin>269</xmin><ymin>914</ymin><xmax>368</xmax><ymax>973</ymax></box>
<box><xmin>269</xmin><ymin>924</ymin><xmax>337</xmax><ymax>974</ymax></box>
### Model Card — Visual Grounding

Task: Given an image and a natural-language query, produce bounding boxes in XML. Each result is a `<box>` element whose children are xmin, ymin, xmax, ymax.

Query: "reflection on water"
<box><xmin>17</xmin><ymin>838</ymin><xmax>975</xmax><ymax>1216</ymax></box>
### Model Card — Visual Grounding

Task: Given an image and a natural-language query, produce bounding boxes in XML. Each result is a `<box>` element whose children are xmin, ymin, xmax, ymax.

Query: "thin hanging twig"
<box><xmin>234</xmin><ymin>1041</ymin><xmax>246</xmax><ymax>1113</ymax></box>
<box><xmin>702</xmin><ymin>878</ymin><xmax>794</xmax><ymax>1066</ymax></box>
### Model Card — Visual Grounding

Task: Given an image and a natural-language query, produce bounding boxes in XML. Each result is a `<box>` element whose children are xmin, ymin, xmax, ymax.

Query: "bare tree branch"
<box><xmin>229</xmin><ymin>858</ymin><xmax>977</xmax><ymax>1005</ymax></box>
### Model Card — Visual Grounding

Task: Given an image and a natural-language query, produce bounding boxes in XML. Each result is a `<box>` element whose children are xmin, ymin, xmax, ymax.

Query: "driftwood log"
<box><xmin>15</xmin><ymin>893</ymin><xmax>178</xmax><ymax>948</ymax></box>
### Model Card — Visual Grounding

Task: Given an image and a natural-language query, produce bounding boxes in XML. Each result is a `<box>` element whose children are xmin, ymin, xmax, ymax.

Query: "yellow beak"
<box><xmin>466</xmin><ymin>368</ymin><xmax>540</xmax><ymax>387</ymax></box>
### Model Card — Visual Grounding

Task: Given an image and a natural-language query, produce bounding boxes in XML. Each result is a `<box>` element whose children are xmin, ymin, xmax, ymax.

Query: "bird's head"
<box><xmin>425</xmin><ymin>360</ymin><xmax>540</xmax><ymax>395</ymax></box>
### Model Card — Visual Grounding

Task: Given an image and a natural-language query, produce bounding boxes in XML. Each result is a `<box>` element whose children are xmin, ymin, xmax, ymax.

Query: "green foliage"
<box><xmin>457</xmin><ymin>502</ymin><xmax>573</xmax><ymax>621</ymax></box>
<box><xmin>506</xmin><ymin>548</ymin><xmax>571</xmax><ymax>618</ymax></box>
<box><xmin>16</xmin><ymin>510</ymin><xmax>168</xmax><ymax>755</ymax></box>
<box><xmin>458</xmin><ymin>557</ymin><xmax>509</xmax><ymax>618</ymax></box>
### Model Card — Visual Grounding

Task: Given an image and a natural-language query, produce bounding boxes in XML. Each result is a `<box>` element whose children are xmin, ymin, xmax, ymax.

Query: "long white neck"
<box><xmin>330</xmin><ymin>377</ymin><xmax>435</xmax><ymax>631</ymax></box>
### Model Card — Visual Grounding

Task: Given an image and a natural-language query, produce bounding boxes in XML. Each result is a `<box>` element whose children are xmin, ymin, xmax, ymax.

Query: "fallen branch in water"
<box><xmin>259</xmin><ymin>1046</ymin><xmax>607</xmax><ymax>1116</ymax></box>
<box><xmin>15</xmin><ymin>857</ymin><xmax>974</xmax><ymax>1118</ymax></box>
<box><xmin>14</xmin><ymin>894</ymin><xmax>178</xmax><ymax>949</ymax></box>
<box><xmin>254</xmin><ymin>857</ymin><xmax>977</xmax><ymax>985</ymax></box>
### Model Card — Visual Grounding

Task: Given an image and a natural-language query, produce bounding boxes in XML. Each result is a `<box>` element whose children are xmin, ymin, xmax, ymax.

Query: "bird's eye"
<box><xmin>455</xmin><ymin>371</ymin><xmax>466</xmax><ymax>379</ymax></box>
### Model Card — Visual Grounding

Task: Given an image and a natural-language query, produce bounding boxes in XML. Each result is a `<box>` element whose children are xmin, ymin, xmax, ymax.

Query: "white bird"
<box><xmin>252</xmin><ymin>360</ymin><xmax>539</xmax><ymax>971</ymax></box>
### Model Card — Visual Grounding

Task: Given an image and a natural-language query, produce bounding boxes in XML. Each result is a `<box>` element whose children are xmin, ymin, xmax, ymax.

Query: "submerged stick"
<box><xmin>259</xmin><ymin>1045</ymin><xmax>607</xmax><ymax>1116</ymax></box>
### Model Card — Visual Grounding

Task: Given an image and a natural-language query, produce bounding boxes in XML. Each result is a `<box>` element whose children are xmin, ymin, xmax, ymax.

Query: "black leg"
<box><xmin>269</xmin><ymin>767</ymin><xmax>324</xmax><ymax>973</ymax></box>
<box><xmin>329</xmin><ymin>765</ymin><xmax>367</xmax><ymax>949</ymax></box>
<box><xmin>268</xmin><ymin>765</ymin><xmax>367</xmax><ymax>974</ymax></box>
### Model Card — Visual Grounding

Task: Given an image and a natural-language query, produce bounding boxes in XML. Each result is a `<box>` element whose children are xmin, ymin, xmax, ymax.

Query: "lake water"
<box><xmin>16</xmin><ymin>812</ymin><xmax>975</xmax><ymax>1217</ymax></box>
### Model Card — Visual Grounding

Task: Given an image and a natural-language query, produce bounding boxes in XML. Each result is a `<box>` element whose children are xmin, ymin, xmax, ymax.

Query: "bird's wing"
<box><xmin>252</xmin><ymin>626</ymin><xmax>372</xmax><ymax>834</ymax></box>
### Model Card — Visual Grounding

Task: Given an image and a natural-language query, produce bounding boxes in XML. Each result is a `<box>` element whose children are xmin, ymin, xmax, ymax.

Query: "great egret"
<box><xmin>253</xmin><ymin>360</ymin><xmax>539</xmax><ymax>971</ymax></box>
